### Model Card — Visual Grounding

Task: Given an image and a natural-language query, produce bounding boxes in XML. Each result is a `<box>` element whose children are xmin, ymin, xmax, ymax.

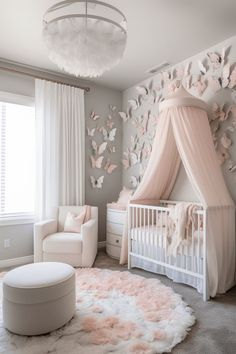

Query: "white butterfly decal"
<box><xmin>87</xmin><ymin>127</ymin><xmax>96</xmax><ymax>137</ymax></box>
<box><xmin>90</xmin><ymin>155</ymin><xmax>104</xmax><ymax>169</ymax></box>
<box><xmin>130</xmin><ymin>175</ymin><xmax>142</xmax><ymax>188</ymax></box>
<box><xmin>90</xmin><ymin>111</ymin><xmax>100</xmax><ymax>121</ymax></box>
<box><xmin>101</xmin><ymin>127</ymin><xmax>117</xmax><ymax>142</ymax></box>
<box><xmin>130</xmin><ymin>151</ymin><xmax>142</xmax><ymax>166</ymax></box>
<box><xmin>91</xmin><ymin>140</ymin><xmax>107</xmax><ymax>155</ymax></box>
<box><xmin>221</xmin><ymin>133</ymin><xmax>232</xmax><ymax>149</ymax></box>
<box><xmin>136</xmin><ymin>80</ymin><xmax>153</xmax><ymax>98</ymax></box>
<box><xmin>130</xmin><ymin>134</ymin><xmax>139</xmax><ymax>151</ymax></box>
<box><xmin>198</xmin><ymin>60</ymin><xmax>207</xmax><ymax>75</ymax></box>
<box><xmin>90</xmin><ymin>176</ymin><xmax>104</xmax><ymax>189</ymax></box>
<box><xmin>104</xmin><ymin>159</ymin><xmax>118</xmax><ymax>174</ymax></box>
<box><xmin>109</xmin><ymin>146</ymin><xmax>116</xmax><ymax>153</ymax></box>
<box><xmin>118</xmin><ymin>107</ymin><xmax>132</xmax><ymax>122</ymax></box>
<box><xmin>221</xmin><ymin>63</ymin><xmax>230</xmax><ymax>88</ymax></box>
<box><xmin>151</xmin><ymin>89</ymin><xmax>163</xmax><ymax>104</ymax></box>
<box><xmin>128</xmin><ymin>95</ymin><xmax>142</xmax><ymax>111</ymax></box>
<box><xmin>109</xmin><ymin>104</ymin><xmax>117</xmax><ymax>112</ymax></box>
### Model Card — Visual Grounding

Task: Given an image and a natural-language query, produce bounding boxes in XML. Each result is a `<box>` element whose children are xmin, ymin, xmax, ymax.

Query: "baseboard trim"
<box><xmin>0</xmin><ymin>255</ymin><xmax>34</xmax><ymax>269</ymax></box>
<box><xmin>98</xmin><ymin>241</ymin><xmax>106</xmax><ymax>249</ymax></box>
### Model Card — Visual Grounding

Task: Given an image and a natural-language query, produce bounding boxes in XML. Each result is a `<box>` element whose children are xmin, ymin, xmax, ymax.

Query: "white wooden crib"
<box><xmin>128</xmin><ymin>200</ymin><xmax>209</xmax><ymax>301</ymax></box>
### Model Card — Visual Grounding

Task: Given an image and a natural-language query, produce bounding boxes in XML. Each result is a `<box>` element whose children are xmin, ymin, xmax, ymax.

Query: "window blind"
<box><xmin>0</xmin><ymin>99</ymin><xmax>35</xmax><ymax>219</ymax></box>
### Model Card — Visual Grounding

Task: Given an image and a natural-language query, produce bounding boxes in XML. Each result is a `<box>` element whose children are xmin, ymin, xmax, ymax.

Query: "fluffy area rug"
<box><xmin>0</xmin><ymin>268</ymin><xmax>195</xmax><ymax>354</ymax></box>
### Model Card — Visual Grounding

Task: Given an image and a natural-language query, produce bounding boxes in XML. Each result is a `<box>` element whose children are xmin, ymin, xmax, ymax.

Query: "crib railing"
<box><xmin>128</xmin><ymin>201</ymin><xmax>209</xmax><ymax>301</ymax></box>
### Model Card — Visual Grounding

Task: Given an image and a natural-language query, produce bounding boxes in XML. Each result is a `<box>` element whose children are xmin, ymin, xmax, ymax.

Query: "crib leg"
<box><xmin>203</xmin><ymin>273</ymin><xmax>210</xmax><ymax>301</ymax></box>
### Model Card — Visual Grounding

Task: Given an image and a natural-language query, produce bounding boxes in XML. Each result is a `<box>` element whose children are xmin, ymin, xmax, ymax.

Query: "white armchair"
<box><xmin>34</xmin><ymin>206</ymin><xmax>98</xmax><ymax>267</ymax></box>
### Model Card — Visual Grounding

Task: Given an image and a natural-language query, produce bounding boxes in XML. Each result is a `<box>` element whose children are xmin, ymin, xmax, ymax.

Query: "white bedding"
<box><xmin>130</xmin><ymin>225</ymin><xmax>204</xmax><ymax>294</ymax></box>
<box><xmin>130</xmin><ymin>226</ymin><xmax>203</xmax><ymax>257</ymax></box>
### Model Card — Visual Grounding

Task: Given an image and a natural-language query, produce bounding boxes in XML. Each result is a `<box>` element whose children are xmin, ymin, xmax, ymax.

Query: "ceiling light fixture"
<box><xmin>43</xmin><ymin>0</ymin><xmax>127</xmax><ymax>78</ymax></box>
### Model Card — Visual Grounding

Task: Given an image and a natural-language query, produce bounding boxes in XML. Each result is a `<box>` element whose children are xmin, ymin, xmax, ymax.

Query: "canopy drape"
<box><xmin>120</xmin><ymin>91</ymin><xmax>235</xmax><ymax>297</ymax></box>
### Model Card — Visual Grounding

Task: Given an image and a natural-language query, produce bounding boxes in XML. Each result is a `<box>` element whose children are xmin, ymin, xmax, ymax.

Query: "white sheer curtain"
<box><xmin>35</xmin><ymin>79</ymin><xmax>85</xmax><ymax>220</ymax></box>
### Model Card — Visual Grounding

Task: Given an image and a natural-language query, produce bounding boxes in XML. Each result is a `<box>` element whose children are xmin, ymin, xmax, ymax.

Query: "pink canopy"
<box><xmin>120</xmin><ymin>87</ymin><xmax>235</xmax><ymax>297</ymax></box>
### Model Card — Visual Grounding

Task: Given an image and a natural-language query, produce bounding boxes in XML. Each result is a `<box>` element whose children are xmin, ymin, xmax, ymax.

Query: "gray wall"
<box><xmin>0</xmin><ymin>69</ymin><xmax>122</xmax><ymax>261</ymax></box>
<box><xmin>122</xmin><ymin>35</ymin><xmax>236</xmax><ymax>205</ymax></box>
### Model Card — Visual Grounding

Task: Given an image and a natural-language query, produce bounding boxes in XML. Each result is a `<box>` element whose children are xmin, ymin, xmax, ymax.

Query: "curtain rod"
<box><xmin>0</xmin><ymin>66</ymin><xmax>90</xmax><ymax>92</ymax></box>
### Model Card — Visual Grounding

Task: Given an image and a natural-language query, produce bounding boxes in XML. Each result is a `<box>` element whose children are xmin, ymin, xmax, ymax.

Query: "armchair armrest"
<box><xmin>34</xmin><ymin>219</ymin><xmax>57</xmax><ymax>262</ymax></box>
<box><xmin>81</xmin><ymin>218</ymin><xmax>98</xmax><ymax>267</ymax></box>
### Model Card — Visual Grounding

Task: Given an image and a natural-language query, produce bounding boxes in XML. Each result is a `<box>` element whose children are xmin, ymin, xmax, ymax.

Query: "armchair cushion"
<box><xmin>43</xmin><ymin>232</ymin><xmax>82</xmax><ymax>255</ymax></box>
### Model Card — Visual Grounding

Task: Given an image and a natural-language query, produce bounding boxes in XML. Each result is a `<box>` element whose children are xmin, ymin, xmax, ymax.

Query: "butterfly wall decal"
<box><xmin>90</xmin><ymin>155</ymin><xmax>104</xmax><ymax>169</ymax></box>
<box><xmin>109</xmin><ymin>146</ymin><xmax>116</xmax><ymax>153</ymax></box>
<box><xmin>130</xmin><ymin>175</ymin><xmax>142</xmax><ymax>188</ymax></box>
<box><xmin>128</xmin><ymin>96</ymin><xmax>143</xmax><ymax>111</ymax></box>
<box><xmin>122</xmin><ymin>158</ymin><xmax>130</xmax><ymax>170</ymax></box>
<box><xmin>130</xmin><ymin>151</ymin><xmax>142</xmax><ymax>166</ymax></box>
<box><xmin>119</xmin><ymin>106</ymin><xmax>133</xmax><ymax>122</ymax></box>
<box><xmin>192</xmin><ymin>75</ymin><xmax>207</xmax><ymax>96</ymax></box>
<box><xmin>90</xmin><ymin>111</ymin><xmax>100</xmax><ymax>121</ymax></box>
<box><xmin>109</xmin><ymin>104</ymin><xmax>117</xmax><ymax>112</ymax></box>
<box><xmin>136</xmin><ymin>80</ymin><xmax>153</xmax><ymax>98</ymax></box>
<box><xmin>87</xmin><ymin>127</ymin><xmax>96</xmax><ymax>137</ymax></box>
<box><xmin>198</xmin><ymin>60</ymin><xmax>207</xmax><ymax>75</ymax></box>
<box><xmin>106</xmin><ymin>115</ymin><xmax>115</xmax><ymax>129</ymax></box>
<box><xmin>101</xmin><ymin>127</ymin><xmax>117</xmax><ymax>142</ymax></box>
<box><xmin>91</xmin><ymin>140</ymin><xmax>107</xmax><ymax>155</ymax></box>
<box><xmin>207</xmin><ymin>47</ymin><xmax>228</xmax><ymax>70</ymax></box>
<box><xmin>90</xmin><ymin>176</ymin><xmax>104</xmax><ymax>189</ymax></box>
<box><xmin>104</xmin><ymin>159</ymin><xmax>118</xmax><ymax>174</ymax></box>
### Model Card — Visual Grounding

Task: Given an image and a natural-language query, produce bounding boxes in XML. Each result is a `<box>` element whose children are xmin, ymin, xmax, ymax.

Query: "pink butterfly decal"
<box><xmin>207</xmin><ymin>47</ymin><xmax>229</xmax><ymax>70</ymax></box>
<box><xmin>192</xmin><ymin>76</ymin><xmax>207</xmax><ymax>96</ymax></box>
<box><xmin>122</xmin><ymin>159</ymin><xmax>130</xmax><ymax>170</ymax></box>
<box><xmin>211</xmin><ymin>103</ymin><xmax>228</xmax><ymax>122</ymax></box>
<box><xmin>104</xmin><ymin>159</ymin><xmax>118</xmax><ymax>174</ymax></box>
<box><xmin>106</xmin><ymin>115</ymin><xmax>115</xmax><ymax>129</ymax></box>
<box><xmin>90</xmin><ymin>155</ymin><xmax>104</xmax><ymax>169</ymax></box>
<box><xmin>90</xmin><ymin>111</ymin><xmax>100</xmax><ymax>121</ymax></box>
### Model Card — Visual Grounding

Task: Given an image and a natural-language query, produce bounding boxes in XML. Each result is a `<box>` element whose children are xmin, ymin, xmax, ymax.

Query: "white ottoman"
<box><xmin>2</xmin><ymin>262</ymin><xmax>76</xmax><ymax>335</ymax></box>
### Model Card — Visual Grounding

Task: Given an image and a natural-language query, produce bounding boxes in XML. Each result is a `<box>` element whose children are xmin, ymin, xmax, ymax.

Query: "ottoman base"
<box><xmin>3</xmin><ymin>290</ymin><xmax>75</xmax><ymax>336</ymax></box>
<box><xmin>2</xmin><ymin>262</ymin><xmax>76</xmax><ymax>336</ymax></box>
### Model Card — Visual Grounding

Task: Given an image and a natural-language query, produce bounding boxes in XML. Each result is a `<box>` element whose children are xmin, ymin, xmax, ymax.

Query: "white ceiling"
<box><xmin>0</xmin><ymin>0</ymin><xmax>236</xmax><ymax>90</ymax></box>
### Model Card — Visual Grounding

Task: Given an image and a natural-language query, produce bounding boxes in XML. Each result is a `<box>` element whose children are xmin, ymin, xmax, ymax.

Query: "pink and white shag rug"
<box><xmin>0</xmin><ymin>268</ymin><xmax>195</xmax><ymax>354</ymax></box>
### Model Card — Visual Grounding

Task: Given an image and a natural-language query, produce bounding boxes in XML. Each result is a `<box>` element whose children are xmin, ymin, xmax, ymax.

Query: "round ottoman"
<box><xmin>2</xmin><ymin>262</ymin><xmax>76</xmax><ymax>335</ymax></box>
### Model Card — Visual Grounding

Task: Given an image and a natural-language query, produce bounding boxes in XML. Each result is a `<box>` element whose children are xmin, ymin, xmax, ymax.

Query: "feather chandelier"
<box><xmin>43</xmin><ymin>0</ymin><xmax>127</xmax><ymax>78</ymax></box>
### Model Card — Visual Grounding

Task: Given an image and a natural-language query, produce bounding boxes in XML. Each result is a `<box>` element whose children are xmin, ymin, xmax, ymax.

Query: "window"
<box><xmin>0</xmin><ymin>93</ymin><xmax>35</xmax><ymax>219</ymax></box>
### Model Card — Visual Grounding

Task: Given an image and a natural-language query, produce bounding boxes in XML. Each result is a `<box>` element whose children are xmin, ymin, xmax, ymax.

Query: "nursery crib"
<box><xmin>127</xmin><ymin>200</ymin><xmax>209</xmax><ymax>301</ymax></box>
